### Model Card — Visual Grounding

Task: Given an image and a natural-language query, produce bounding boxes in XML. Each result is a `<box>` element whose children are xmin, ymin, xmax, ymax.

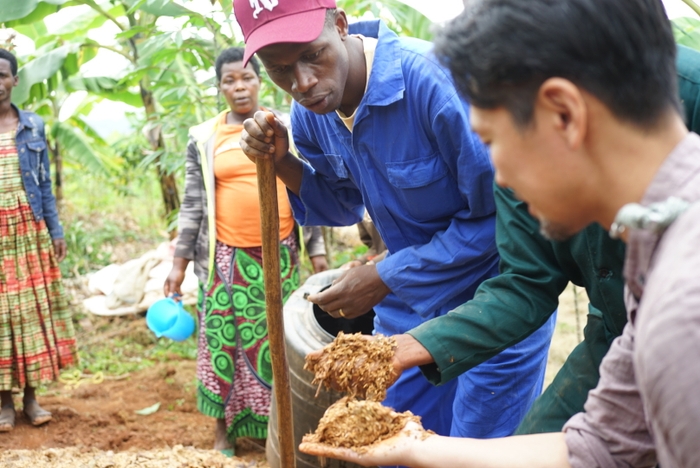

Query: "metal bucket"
<box><xmin>266</xmin><ymin>269</ymin><xmax>375</xmax><ymax>468</ymax></box>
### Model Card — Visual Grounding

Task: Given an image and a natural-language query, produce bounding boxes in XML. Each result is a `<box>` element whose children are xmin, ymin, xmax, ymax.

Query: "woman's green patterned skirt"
<box><xmin>196</xmin><ymin>235</ymin><xmax>299</xmax><ymax>443</ymax></box>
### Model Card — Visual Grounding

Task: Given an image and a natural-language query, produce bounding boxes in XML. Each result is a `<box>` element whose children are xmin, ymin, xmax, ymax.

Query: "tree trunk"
<box><xmin>140</xmin><ymin>82</ymin><xmax>180</xmax><ymax>238</ymax></box>
<box><xmin>123</xmin><ymin>9</ymin><xmax>180</xmax><ymax>237</ymax></box>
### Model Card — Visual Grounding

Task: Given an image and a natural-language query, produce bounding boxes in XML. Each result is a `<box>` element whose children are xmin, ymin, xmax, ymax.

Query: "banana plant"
<box><xmin>1</xmin><ymin>0</ymin><xmax>225</xmax><ymax>229</ymax></box>
<box><xmin>338</xmin><ymin>0</ymin><xmax>435</xmax><ymax>41</ymax></box>
<box><xmin>1</xmin><ymin>0</ymin><xmax>140</xmax><ymax>203</ymax></box>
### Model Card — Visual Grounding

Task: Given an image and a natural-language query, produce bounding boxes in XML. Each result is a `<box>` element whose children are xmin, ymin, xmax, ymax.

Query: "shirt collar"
<box><xmin>13</xmin><ymin>103</ymin><xmax>37</xmax><ymax>131</ymax></box>
<box><xmin>624</xmin><ymin>132</ymin><xmax>700</xmax><ymax>301</ymax></box>
<box><xmin>641</xmin><ymin>132</ymin><xmax>700</xmax><ymax>206</ymax></box>
<box><xmin>348</xmin><ymin>19</ymin><xmax>405</xmax><ymax>107</ymax></box>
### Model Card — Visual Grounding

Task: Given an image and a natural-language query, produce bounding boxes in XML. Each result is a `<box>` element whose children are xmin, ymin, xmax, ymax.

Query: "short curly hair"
<box><xmin>0</xmin><ymin>49</ymin><xmax>18</xmax><ymax>77</ymax></box>
<box><xmin>215</xmin><ymin>47</ymin><xmax>260</xmax><ymax>82</ymax></box>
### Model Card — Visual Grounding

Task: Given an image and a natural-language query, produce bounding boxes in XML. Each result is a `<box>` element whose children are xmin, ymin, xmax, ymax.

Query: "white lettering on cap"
<box><xmin>250</xmin><ymin>0</ymin><xmax>279</xmax><ymax>19</ymax></box>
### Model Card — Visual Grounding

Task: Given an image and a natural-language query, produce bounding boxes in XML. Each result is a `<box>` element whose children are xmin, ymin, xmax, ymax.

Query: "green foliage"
<box><xmin>674</xmin><ymin>16</ymin><xmax>700</xmax><ymax>51</ymax></box>
<box><xmin>60</xmin><ymin>172</ymin><xmax>165</xmax><ymax>277</ymax></box>
<box><xmin>62</xmin><ymin>218</ymin><xmax>135</xmax><ymax>277</ymax></box>
<box><xmin>79</xmin><ymin>333</ymin><xmax>197</xmax><ymax>376</ymax></box>
<box><xmin>0</xmin><ymin>0</ymin><xmax>74</xmax><ymax>25</ymax></box>
<box><xmin>63</xmin><ymin>75</ymin><xmax>142</xmax><ymax>107</ymax></box>
<box><xmin>338</xmin><ymin>0</ymin><xmax>434</xmax><ymax>41</ymax></box>
<box><xmin>121</xmin><ymin>0</ymin><xmax>192</xmax><ymax>18</ymax></box>
<box><xmin>13</xmin><ymin>44</ymin><xmax>73</xmax><ymax>105</ymax></box>
<box><xmin>329</xmin><ymin>243</ymin><xmax>368</xmax><ymax>269</ymax></box>
<box><xmin>53</xmin><ymin>119</ymin><xmax>116</xmax><ymax>176</ymax></box>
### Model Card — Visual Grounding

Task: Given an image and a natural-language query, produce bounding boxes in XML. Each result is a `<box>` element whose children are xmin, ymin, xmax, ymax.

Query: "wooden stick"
<box><xmin>256</xmin><ymin>157</ymin><xmax>296</xmax><ymax>468</ymax></box>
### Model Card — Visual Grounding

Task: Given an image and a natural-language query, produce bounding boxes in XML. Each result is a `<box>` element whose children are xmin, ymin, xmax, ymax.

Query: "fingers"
<box><xmin>310</xmin><ymin>255</ymin><xmax>329</xmax><ymax>273</ymax></box>
<box><xmin>163</xmin><ymin>281</ymin><xmax>179</xmax><ymax>298</ymax></box>
<box><xmin>298</xmin><ymin>443</ymin><xmax>366</xmax><ymax>464</ymax></box>
<box><xmin>241</xmin><ymin>111</ymin><xmax>288</xmax><ymax>161</ymax></box>
<box><xmin>53</xmin><ymin>239</ymin><xmax>67</xmax><ymax>262</ymax></box>
<box><xmin>163</xmin><ymin>270</ymin><xmax>184</xmax><ymax>298</ymax></box>
<box><xmin>307</xmin><ymin>288</ymin><xmax>352</xmax><ymax>319</ymax></box>
<box><xmin>306</xmin><ymin>348</ymin><xmax>324</xmax><ymax>362</ymax></box>
<box><xmin>241</xmin><ymin>125</ymin><xmax>274</xmax><ymax>161</ymax></box>
<box><xmin>306</xmin><ymin>273</ymin><xmax>344</xmax><ymax>305</ymax></box>
<box><xmin>265</xmin><ymin>111</ymin><xmax>289</xmax><ymax>138</ymax></box>
<box><xmin>340</xmin><ymin>260</ymin><xmax>362</xmax><ymax>270</ymax></box>
<box><xmin>308</xmin><ymin>295</ymin><xmax>344</xmax><ymax>318</ymax></box>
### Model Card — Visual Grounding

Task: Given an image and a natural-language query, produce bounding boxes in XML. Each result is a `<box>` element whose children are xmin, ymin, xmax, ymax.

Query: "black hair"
<box><xmin>0</xmin><ymin>48</ymin><xmax>18</xmax><ymax>77</ymax></box>
<box><xmin>435</xmin><ymin>0</ymin><xmax>681</xmax><ymax>129</ymax></box>
<box><xmin>215</xmin><ymin>47</ymin><xmax>260</xmax><ymax>82</ymax></box>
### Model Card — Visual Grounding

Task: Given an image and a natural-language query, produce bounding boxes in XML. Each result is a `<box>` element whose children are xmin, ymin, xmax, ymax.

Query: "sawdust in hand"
<box><xmin>302</xmin><ymin>397</ymin><xmax>422</xmax><ymax>453</ymax></box>
<box><xmin>304</xmin><ymin>332</ymin><xmax>396</xmax><ymax>401</ymax></box>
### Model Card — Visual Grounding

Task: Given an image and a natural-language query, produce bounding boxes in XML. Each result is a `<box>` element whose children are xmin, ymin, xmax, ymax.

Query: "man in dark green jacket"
<box><xmin>381</xmin><ymin>43</ymin><xmax>700</xmax><ymax>434</ymax></box>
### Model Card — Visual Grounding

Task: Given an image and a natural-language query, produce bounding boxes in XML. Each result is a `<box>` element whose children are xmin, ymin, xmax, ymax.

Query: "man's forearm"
<box><xmin>394</xmin><ymin>334</ymin><xmax>435</xmax><ymax>370</ymax></box>
<box><xmin>408</xmin><ymin>432</ymin><xmax>570</xmax><ymax>468</ymax></box>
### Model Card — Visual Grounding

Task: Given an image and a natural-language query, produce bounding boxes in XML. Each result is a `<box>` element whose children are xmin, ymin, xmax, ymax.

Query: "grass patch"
<box><xmin>78</xmin><ymin>335</ymin><xmax>198</xmax><ymax>377</ymax></box>
<box><xmin>58</xmin><ymin>170</ymin><xmax>167</xmax><ymax>278</ymax></box>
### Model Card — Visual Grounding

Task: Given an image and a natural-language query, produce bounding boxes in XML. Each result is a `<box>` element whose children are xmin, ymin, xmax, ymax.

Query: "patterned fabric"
<box><xmin>0</xmin><ymin>132</ymin><xmax>77</xmax><ymax>391</ymax></box>
<box><xmin>196</xmin><ymin>235</ymin><xmax>299</xmax><ymax>442</ymax></box>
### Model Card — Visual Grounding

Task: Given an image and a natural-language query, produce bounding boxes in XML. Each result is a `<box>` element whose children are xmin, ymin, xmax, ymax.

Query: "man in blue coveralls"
<box><xmin>234</xmin><ymin>0</ymin><xmax>557</xmax><ymax>442</ymax></box>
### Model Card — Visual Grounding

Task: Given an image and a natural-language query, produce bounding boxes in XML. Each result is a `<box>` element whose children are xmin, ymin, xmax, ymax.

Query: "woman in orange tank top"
<box><xmin>163</xmin><ymin>48</ymin><xmax>327</xmax><ymax>455</ymax></box>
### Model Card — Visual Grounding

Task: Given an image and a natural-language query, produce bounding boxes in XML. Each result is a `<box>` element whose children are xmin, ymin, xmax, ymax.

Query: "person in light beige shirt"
<box><xmin>299</xmin><ymin>0</ymin><xmax>700</xmax><ymax>467</ymax></box>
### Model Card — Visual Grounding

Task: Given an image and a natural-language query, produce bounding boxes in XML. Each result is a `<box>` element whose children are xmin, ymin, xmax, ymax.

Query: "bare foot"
<box><xmin>214</xmin><ymin>418</ymin><xmax>234</xmax><ymax>451</ymax></box>
<box><xmin>0</xmin><ymin>406</ymin><xmax>15</xmax><ymax>432</ymax></box>
<box><xmin>23</xmin><ymin>400</ymin><xmax>52</xmax><ymax>426</ymax></box>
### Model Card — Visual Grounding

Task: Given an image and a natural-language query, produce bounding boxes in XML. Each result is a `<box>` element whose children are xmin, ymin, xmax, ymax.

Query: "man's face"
<box><xmin>470</xmin><ymin>104</ymin><xmax>593</xmax><ymax>241</ymax></box>
<box><xmin>256</xmin><ymin>15</ymin><xmax>350</xmax><ymax>115</ymax></box>
<box><xmin>0</xmin><ymin>59</ymin><xmax>17</xmax><ymax>103</ymax></box>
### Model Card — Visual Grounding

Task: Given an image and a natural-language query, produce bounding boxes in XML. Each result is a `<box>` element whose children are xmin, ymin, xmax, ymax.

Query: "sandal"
<box><xmin>23</xmin><ymin>401</ymin><xmax>52</xmax><ymax>426</ymax></box>
<box><xmin>0</xmin><ymin>406</ymin><xmax>15</xmax><ymax>432</ymax></box>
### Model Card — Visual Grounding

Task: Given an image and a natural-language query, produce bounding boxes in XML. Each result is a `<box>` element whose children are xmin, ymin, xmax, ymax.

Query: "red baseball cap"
<box><xmin>234</xmin><ymin>0</ymin><xmax>338</xmax><ymax>65</ymax></box>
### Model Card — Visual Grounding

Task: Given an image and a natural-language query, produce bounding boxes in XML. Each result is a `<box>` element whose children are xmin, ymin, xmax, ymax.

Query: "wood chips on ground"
<box><xmin>304</xmin><ymin>332</ymin><xmax>396</xmax><ymax>401</ymax></box>
<box><xmin>0</xmin><ymin>445</ymin><xmax>266</xmax><ymax>468</ymax></box>
<box><xmin>302</xmin><ymin>397</ymin><xmax>421</xmax><ymax>452</ymax></box>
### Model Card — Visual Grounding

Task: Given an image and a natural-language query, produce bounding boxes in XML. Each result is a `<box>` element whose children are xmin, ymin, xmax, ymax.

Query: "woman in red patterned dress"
<box><xmin>0</xmin><ymin>49</ymin><xmax>77</xmax><ymax>432</ymax></box>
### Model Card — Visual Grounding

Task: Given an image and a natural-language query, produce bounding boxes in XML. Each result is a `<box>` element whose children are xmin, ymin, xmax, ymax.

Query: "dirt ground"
<box><xmin>0</xmin><ymin>350</ymin><xmax>268</xmax><ymax>467</ymax></box>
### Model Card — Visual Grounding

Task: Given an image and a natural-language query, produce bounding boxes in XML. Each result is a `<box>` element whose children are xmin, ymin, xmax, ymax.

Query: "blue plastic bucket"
<box><xmin>146</xmin><ymin>298</ymin><xmax>195</xmax><ymax>341</ymax></box>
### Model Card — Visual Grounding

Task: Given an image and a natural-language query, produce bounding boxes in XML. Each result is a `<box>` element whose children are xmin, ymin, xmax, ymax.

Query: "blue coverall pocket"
<box><xmin>386</xmin><ymin>155</ymin><xmax>459</xmax><ymax>220</ymax></box>
<box><xmin>324</xmin><ymin>153</ymin><xmax>350</xmax><ymax>180</ymax></box>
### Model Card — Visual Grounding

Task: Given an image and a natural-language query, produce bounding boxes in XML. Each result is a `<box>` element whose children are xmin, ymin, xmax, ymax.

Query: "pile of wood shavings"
<box><xmin>302</xmin><ymin>397</ymin><xmax>421</xmax><ymax>452</ymax></box>
<box><xmin>0</xmin><ymin>445</ymin><xmax>265</xmax><ymax>468</ymax></box>
<box><xmin>305</xmin><ymin>332</ymin><xmax>397</xmax><ymax>401</ymax></box>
